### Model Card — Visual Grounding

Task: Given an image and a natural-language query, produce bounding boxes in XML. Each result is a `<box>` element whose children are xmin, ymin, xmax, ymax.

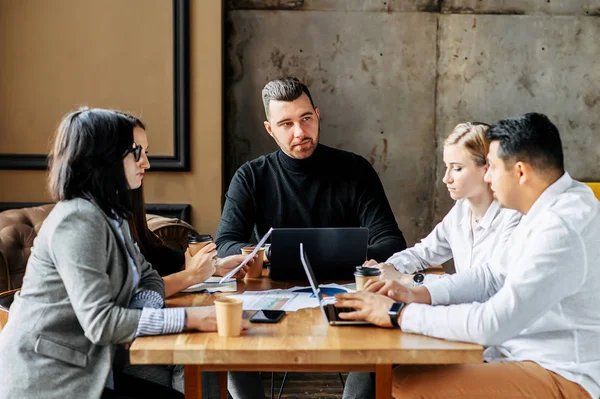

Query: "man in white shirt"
<box><xmin>335</xmin><ymin>112</ymin><xmax>600</xmax><ymax>399</ymax></box>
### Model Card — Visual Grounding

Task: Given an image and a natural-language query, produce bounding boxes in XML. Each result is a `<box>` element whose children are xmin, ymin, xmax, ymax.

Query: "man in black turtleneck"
<box><xmin>216</xmin><ymin>77</ymin><xmax>406</xmax><ymax>263</ymax></box>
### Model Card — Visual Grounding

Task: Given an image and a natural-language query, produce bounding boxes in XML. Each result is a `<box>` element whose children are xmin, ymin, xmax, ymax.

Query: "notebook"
<box><xmin>300</xmin><ymin>243</ymin><xmax>369</xmax><ymax>326</ymax></box>
<box><xmin>269</xmin><ymin>227</ymin><xmax>368</xmax><ymax>281</ymax></box>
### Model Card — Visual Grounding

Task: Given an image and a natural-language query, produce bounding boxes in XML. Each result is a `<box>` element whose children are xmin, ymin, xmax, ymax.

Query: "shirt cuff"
<box><xmin>385</xmin><ymin>253</ymin><xmax>419</xmax><ymax>274</ymax></box>
<box><xmin>399</xmin><ymin>303</ymin><xmax>428</xmax><ymax>334</ymax></box>
<box><xmin>136</xmin><ymin>308</ymin><xmax>186</xmax><ymax>337</ymax></box>
<box><xmin>423</xmin><ymin>274</ymin><xmax>439</xmax><ymax>285</ymax></box>
<box><xmin>422</xmin><ymin>280</ymin><xmax>450</xmax><ymax>306</ymax></box>
<box><xmin>129</xmin><ymin>290</ymin><xmax>164</xmax><ymax>309</ymax></box>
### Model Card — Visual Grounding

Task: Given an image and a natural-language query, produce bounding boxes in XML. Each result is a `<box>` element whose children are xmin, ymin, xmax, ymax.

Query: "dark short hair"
<box><xmin>48</xmin><ymin>107</ymin><xmax>144</xmax><ymax>219</ymax></box>
<box><xmin>262</xmin><ymin>77</ymin><xmax>315</xmax><ymax>119</ymax></box>
<box><xmin>486</xmin><ymin>112</ymin><xmax>564</xmax><ymax>173</ymax></box>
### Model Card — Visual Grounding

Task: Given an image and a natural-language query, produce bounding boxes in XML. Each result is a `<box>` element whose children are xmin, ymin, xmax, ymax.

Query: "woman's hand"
<box><xmin>377</xmin><ymin>264</ymin><xmax>414</xmax><ymax>286</ymax></box>
<box><xmin>185</xmin><ymin>306</ymin><xmax>218</xmax><ymax>331</ymax></box>
<box><xmin>364</xmin><ymin>261</ymin><xmax>414</xmax><ymax>287</ymax></box>
<box><xmin>185</xmin><ymin>306</ymin><xmax>250</xmax><ymax>332</ymax></box>
<box><xmin>214</xmin><ymin>254</ymin><xmax>253</xmax><ymax>279</ymax></box>
<box><xmin>184</xmin><ymin>243</ymin><xmax>217</xmax><ymax>284</ymax></box>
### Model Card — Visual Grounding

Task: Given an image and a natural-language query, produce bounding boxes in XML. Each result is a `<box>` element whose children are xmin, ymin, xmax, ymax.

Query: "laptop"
<box><xmin>300</xmin><ymin>243</ymin><xmax>370</xmax><ymax>326</ymax></box>
<box><xmin>269</xmin><ymin>227</ymin><xmax>368</xmax><ymax>281</ymax></box>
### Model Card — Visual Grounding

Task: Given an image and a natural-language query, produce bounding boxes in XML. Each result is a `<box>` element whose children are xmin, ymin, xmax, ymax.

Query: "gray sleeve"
<box><xmin>135</xmin><ymin>250</ymin><xmax>166</xmax><ymax>298</ymax></box>
<box><xmin>50</xmin><ymin>209</ymin><xmax>142</xmax><ymax>345</ymax></box>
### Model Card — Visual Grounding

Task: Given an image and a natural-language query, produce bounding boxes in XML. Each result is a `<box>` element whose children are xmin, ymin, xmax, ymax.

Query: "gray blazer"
<box><xmin>0</xmin><ymin>198</ymin><xmax>164</xmax><ymax>399</ymax></box>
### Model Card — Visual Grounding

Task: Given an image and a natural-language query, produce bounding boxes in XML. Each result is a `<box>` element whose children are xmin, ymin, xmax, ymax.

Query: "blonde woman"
<box><xmin>343</xmin><ymin>122</ymin><xmax>522</xmax><ymax>399</ymax></box>
<box><xmin>369</xmin><ymin>122</ymin><xmax>522</xmax><ymax>286</ymax></box>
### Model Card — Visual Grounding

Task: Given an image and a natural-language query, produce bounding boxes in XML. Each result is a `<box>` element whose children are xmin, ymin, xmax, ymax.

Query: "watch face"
<box><xmin>389</xmin><ymin>302</ymin><xmax>403</xmax><ymax>314</ymax></box>
<box><xmin>413</xmin><ymin>273</ymin><xmax>425</xmax><ymax>284</ymax></box>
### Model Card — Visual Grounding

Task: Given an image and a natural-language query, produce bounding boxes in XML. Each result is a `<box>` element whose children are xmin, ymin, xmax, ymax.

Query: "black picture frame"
<box><xmin>0</xmin><ymin>202</ymin><xmax>191</xmax><ymax>224</ymax></box>
<box><xmin>0</xmin><ymin>0</ymin><xmax>190</xmax><ymax>171</ymax></box>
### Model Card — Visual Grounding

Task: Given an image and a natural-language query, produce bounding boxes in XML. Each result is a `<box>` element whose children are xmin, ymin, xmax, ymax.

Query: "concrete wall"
<box><xmin>225</xmin><ymin>0</ymin><xmax>600</xmax><ymax>247</ymax></box>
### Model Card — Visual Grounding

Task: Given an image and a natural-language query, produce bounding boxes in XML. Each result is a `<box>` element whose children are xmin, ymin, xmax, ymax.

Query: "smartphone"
<box><xmin>249</xmin><ymin>309</ymin><xmax>286</xmax><ymax>323</ymax></box>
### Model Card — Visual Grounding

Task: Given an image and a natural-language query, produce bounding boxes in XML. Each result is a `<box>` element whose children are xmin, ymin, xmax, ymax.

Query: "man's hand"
<box><xmin>214</xmin><ymin>254</ymin><xmax>253</xmax><ymax>279</ymax></box>
<box><xmin>185</xmin><ymin>306</ymin><xmax>250</xmax><ymax>332</ymax></box>
<box><xmin>364</xmin><ymin>280</ymin><xmax>432</xmax><ymax>305</ymax></box>
<box><xmin>184</xmin><ymin>243</ymin><xmax>217</xmax><ymax>284</ymax></box>
<box><xmin>334</xmin><ymin>291</ymin><xmax>396</xmax><ymax>327</ymax></box>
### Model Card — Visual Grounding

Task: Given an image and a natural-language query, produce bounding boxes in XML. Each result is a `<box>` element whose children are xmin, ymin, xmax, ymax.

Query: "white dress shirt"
<box><xmin>386</xmin><ymin>199</ymin><xmax>521</xmax><ymax>283</ymax></box>
<box><xmin>401</xmin><ymin>173</ymin><xmax>600</xmax><ymax>399</ymax></box>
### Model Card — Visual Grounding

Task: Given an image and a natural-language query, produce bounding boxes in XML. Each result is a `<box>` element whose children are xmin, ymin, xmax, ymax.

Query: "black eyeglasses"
<box><xmin>124</xmin><ymin>143</ymin><xmax>143</xmax><ymax>162</ymax></box>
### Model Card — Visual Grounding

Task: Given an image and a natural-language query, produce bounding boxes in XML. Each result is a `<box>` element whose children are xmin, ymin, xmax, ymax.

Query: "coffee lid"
<box><xmin>188</xmin><ymin>234</ymin><xmax>213</xmax><ymax>243</ymax></box>
<box><xmin>354</xmin><ymin>266</ymin><xmax>381</xmax><ymax>277</ymax></box>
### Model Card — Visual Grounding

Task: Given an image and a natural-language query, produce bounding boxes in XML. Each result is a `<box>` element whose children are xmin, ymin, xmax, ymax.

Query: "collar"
<box><xmin>277</xmin><ymin>143</ymin><xmax>325</xmax><ymax>173</ymax></box>
<box><xmin>458</xmin><ymin>199</ymin><xmax>500</xmax><ymax>230</ymax></box>
<box><xmin>478</xmin><ymin>200</ymin><xmax>501</xmax><ymax>229</ymax></box>
<box><xmin>521</xmin><ymin>172</ymin><xmax>572</xmax><ymax>224</ymax></box>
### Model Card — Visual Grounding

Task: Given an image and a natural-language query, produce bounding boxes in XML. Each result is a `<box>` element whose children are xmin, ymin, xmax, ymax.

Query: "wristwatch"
<box><xmin>413</xmin><ymin>273</ymin><xmax>425</xmax><ymax>287</ymax></box>
<box><xmin>388</xmin><ymin>302</ymin><xmax>406</xmax><ymax>328</ymax></box>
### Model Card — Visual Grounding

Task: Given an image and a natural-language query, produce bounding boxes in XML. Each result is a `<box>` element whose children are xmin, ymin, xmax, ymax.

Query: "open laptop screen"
<box><xmin>270</xmin><ymin>227</ymin><xmax>368</xmax><ymax>281</ymax></box>
<box><xmin>299</xmin><ymin>243</ymin><xmax>329</xmax><ymax>321</ymax></box>
<box><xmin>300</xmin><ymin>243</ymin><xmax>370</xmax><ymax>326</ymax></box>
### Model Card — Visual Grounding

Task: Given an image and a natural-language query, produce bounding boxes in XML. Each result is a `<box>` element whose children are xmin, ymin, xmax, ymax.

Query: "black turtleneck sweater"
<box><xmin>215</xmin><ymin>144</ymin><xmax>407</xmax><ymax>261</ymax></box>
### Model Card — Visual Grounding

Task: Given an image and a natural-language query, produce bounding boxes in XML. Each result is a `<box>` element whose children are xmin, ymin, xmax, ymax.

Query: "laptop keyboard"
<box><xmin>330</xmin><ymin>305</ymin><xmax>356</xmax><ymax>321</ymax></box>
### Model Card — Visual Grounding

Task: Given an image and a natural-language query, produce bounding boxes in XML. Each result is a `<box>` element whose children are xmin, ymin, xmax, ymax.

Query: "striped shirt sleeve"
<box><xmin>136</xmin><ymin>308</ymin><xmax>186</xmax><ymax>336</ymax></box>
<box><xmin>129</xmin><ymin>290</ymin><xmax>164</xmax><ymax>309</ymax></box>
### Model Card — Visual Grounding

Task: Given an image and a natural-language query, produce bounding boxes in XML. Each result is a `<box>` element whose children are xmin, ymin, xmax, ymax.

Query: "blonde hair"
<box><xmin>444</xmin><ymin>122</ymin><xmax>491</xmax><ymax>167</ymax></box>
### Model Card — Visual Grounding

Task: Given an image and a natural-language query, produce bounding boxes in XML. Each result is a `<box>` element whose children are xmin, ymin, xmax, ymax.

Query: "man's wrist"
<box><xmin>409</xmin><ymin>286</ymin><xmax>432</xmax><ymax>305</ymax></box>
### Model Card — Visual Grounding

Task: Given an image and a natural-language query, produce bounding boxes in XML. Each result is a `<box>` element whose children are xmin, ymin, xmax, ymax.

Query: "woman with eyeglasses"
<box><xmin>0</xmin><ymin>108</ymin><xmax>261</xmax><ymax>399</ymax></box>
<box><xmin>120</xmin><ymin>115</ymin><xmax>252</xmax><ymax>297</ymax></box>
<box><xmin>117</xmin><ymin>113</ymin><xmax>266</xmax><ymax>399</ymax></box>
<box><xmin>343</xmin><ymin>122</ymin><xmax>523</xmax><ymax>399</ymax></box>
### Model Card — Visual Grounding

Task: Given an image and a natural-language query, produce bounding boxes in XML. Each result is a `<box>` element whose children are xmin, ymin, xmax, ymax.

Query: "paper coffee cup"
<box><xmin>187</xmin><ymin>234</ymin><xmax>213</xmax><ymax>256</ymax></box>
<box><xmin>241</xmin><ymin>247</ymin><xmax>265</xmax><ymax>279</ymax></box>
<box><xmin>214</xmin><ymin>297</ymin><xmax>243</xmax><ymax>337</ymax></box>
<box><xmin>354</xmin><ymin>266</ymin><xmax>381</xmax><ymax>291</ymax></box>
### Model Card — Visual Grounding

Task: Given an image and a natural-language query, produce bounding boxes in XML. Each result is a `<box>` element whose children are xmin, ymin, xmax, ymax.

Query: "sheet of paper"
<box><xmin>228</xmin><ymin>284</ymin><xmax>352</xmax><ymax>311</ymax></box>
<box><xmin>228</xmin><ymin>292</ymin><xmax>313</xmax><ymax>311</ymax></box>
<box><xmin>181</xmin><ymin>276</ymin><xmax>237</xmax><ymax>293</ymax></box>
<box><xmin>219</xmin><ymin>227</ymin><xmax>274</xmax><ymax>283</ymax></box>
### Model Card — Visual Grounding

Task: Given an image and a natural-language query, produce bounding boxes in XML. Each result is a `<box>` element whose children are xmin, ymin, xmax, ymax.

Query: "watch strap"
<box><xmin>388</xmin><ymin>302</ymin><xmax>405</xmax><ymax>328</ymax></box>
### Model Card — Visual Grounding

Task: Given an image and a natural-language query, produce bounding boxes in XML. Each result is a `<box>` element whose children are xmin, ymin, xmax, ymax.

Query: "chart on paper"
<box><xmin>229</xmin><ymin>284</ymin><xmax>352</xmax><ymax>311</ymax></box>
<box><xmin>230</xmin><ymin>291</ymin><xmax>317</xmax><ymax>311</ymax></box>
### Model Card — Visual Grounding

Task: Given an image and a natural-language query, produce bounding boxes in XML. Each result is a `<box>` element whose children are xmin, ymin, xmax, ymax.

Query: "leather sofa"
<box><xmin>0</xmin><ymin>204</ymin><xmax>198</xmax><ymax>293</ymax></box>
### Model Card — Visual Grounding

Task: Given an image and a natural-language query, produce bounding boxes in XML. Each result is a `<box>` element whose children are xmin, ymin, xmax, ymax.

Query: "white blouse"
<box><xmin>386</xmin><ymin>199</ymin><xmax>522</xmax><ymax>282</ymax></box>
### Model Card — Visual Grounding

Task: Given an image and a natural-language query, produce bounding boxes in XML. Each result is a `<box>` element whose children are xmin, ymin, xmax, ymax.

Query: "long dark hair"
<box><xmin>128</xmin><ymin>185</ymin><xmax>165</xmax><ymax>259</ymax></box>
<box><xmin>48</xmin><ymin>107</ymin><xmax>136</xmax><ymax>219</ymax></box>
<box><xmin>118</xmin><ymin>114</ymin><xmax>166</xmax><ymax>260</ymax></box>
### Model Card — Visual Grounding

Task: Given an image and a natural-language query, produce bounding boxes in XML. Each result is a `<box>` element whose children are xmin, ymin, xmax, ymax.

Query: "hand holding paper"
<box><xmin>219</xmin><ymin>227</ymin><xmax>274</xmax><ymax>283</ymax></box>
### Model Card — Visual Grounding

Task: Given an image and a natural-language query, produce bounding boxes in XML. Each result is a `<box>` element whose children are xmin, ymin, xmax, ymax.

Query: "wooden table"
<box><xmin>130</xmin><ymin>278</ymin><xmax>483</xmax><ymax>399</ymax></box>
